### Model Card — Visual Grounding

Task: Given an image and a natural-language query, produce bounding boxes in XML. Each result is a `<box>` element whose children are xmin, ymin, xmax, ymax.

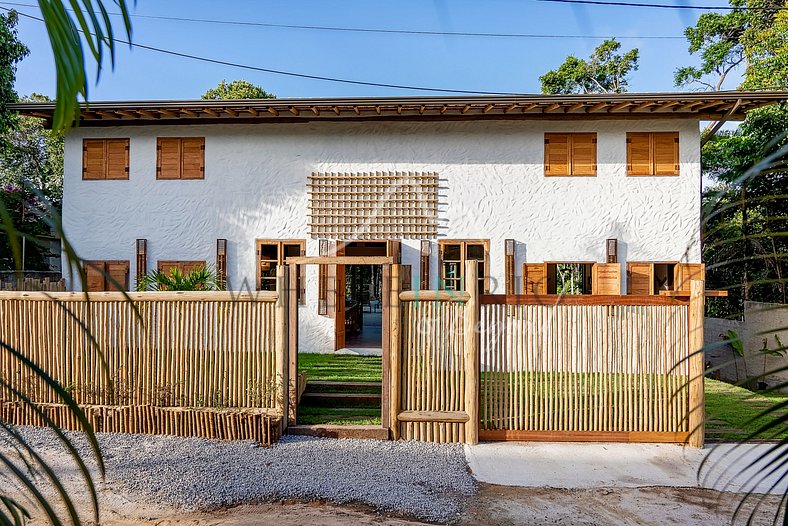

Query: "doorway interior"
<box><xmin>339</xmin><ymin>242</ymin><xmax>387</xmax><ymax>352</ymax></box>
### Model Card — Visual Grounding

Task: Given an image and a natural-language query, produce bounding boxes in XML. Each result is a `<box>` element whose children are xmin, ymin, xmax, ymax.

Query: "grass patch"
<box><xmin>705</xmin><ymin>378</ymin><xmax>788</xmax><ymax>441</ymax></box>
<box><xmin>297</xmin><ymin>406</ymin><xmax>382</xmax><ymax>426</ymax></box>
<box><xmin>298</xmin><ymin>353</ymin><xmax>382</xmax><ymax>382</ymax></box>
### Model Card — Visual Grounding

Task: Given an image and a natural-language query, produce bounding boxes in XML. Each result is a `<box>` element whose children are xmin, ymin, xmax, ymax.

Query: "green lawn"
<box><xmin>705</xmin><ymin>378</ymin><xmax>788</xmax><ymax>441</ymax></box>
<box><xmin>298</xmin><ymin>353</ymin><xmax>382</xmax><ymax>382</ymax></box>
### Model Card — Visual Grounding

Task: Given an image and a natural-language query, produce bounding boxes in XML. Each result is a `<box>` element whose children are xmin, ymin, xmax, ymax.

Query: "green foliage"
<box><xmin>675</xmin><ymin>0</ymin><xmax>785</xmax><ymax>90</ymax></box>
<box><xmin>1</xmin><ymin>94</ymin><xmax>64</xmax><ymax>204</ymax></box>
<box><xmin>0</xmin><ymin>10</ymin><xmax>29</xmax><ymax>139</ymax></box>
<box><xmin>136</xmin><ymin>266</ymin><xmax>220</xmax><ymax>291</ymax></box>
<box><xmin>201</xmin><ymin>79</ymin><xmax>275</xmax><ymax>100</ymax></box>
<box><xmin>728</xmin><ymin>330</ymin><xmax>745</xmax><ymax>357</ymax></box>
<box><xmin>36</xmin><ymin>0</ymin><xmax>133</xmax><ymax>130</ymax></box>
<box><xmin>540</xmin><ymin>39</ymin><xmax>639</xmax><ymax>94</ymax></box>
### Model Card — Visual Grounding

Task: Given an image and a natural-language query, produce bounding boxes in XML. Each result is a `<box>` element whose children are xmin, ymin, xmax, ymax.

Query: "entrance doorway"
<box><xmin>341</xmin><ymin>242</ymin><xmax>387</xmax><ymax>351</ymax></box>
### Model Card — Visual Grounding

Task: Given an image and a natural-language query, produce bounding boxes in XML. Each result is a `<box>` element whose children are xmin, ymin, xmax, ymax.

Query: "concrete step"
<box><xmin>305</xmin><ymin>380</ymin><xmax>382</xmax><ymax>394</ymax></box>
<box><xmin>299</xmin><ymin>392</ymin><xmax>382</xmax><ymax>408</ymax></box>
<box><xmin>287</xmin><ymin>424</ymin><xmax>389</xmax><ymax>440</ymax></box>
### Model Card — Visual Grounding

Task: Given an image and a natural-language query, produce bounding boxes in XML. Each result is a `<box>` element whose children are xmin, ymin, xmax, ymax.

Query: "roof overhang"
<box><xmin>10</xmin><ymin>91</ymin><xmax>786</xmax><ymax>128</ymax></box>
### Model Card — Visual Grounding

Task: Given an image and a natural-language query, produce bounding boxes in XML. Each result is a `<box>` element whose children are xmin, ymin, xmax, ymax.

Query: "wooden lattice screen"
<box><xmin>308</xmin><ymin>171</ymin><xmax>438</xmax><ymax>239</ymax></box>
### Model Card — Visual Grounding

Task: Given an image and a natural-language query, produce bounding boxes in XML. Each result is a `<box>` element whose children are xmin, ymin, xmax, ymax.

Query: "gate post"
<box><xmin>275</xmin><ymin>266</ymin><xmax>289</xmax><ymax>433</ymax></box>
<box><xmin>688</xmin><ymin>278</ymin><xmax>705</xmax><ymax>448</ymax></box>
<box><xmin>464</xmin><ymin>261</ymin><xmax>480</xmax><ymax>445</ymax></box>
<box><xmin>390</xmin><ymin>264</ymin><xmax>402</xmax><ymax>440</ymax></box>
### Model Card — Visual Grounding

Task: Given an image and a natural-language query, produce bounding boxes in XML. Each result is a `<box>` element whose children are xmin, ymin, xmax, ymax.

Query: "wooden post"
<box><xmin>688</xmin><ymin>278</ymin><xmax>705</xmax><ymax>448</ymax></box>
<box><xmin>288</xmin><ymin>264</ymin><xmax>299</xmax><ymax>427</ymax></box>
<box><xmin>275</xmin><ymin>266</ymin><xmax>289</xmax><ymax>433</ymax></box>
<box><xmin>464</xmin><ymin>260</ymin><xmax>480</xmax><ymax>445</ymax></box>
<box><xmin>390</xmin><ymin>264</ymin><xmax>402</xmax><ymax>440</ymax></box>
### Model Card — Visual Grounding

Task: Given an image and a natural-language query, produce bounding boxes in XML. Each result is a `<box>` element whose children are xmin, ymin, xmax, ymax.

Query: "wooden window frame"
<box><xmin>256</xmin><ymin>239</ymin><xmax>306</xmax><ymax>304</ymax></box>
<box><xmin>82</xmin><ymin>138</ymin><xmax>129</xmax><ymax>180</ymax></box>
<box><xmin>544</xmin><ymin>261</ymin><xmax>596</xmax><ymax>295</ymax></box>
<box><xmin>156</xmin><ymin>137</ymin><xmax>205</xmax><ymax>180</ymax></box>
<box><xmin>438</xmin><ymin>239</ymin><xmax>490</xmax><ymax>294</ymax></box>
<box><xmin>544</xmin><ymin>133</ymin><xmax>597</xmax><ymax>177</ymax></box>
<box><xmin>626</xmin><ymin>261</ymin><xmax>704</xmax><ymax>295</ymax></box>
<box><xmin>157</xmin><ymin>260</ymin><xmax>207</xmax><ymax>274</ymax></box>
<box><xmin>626</xmin><ymin>132</ymin><xmax>680</xmax><ymax>176</ymax></box>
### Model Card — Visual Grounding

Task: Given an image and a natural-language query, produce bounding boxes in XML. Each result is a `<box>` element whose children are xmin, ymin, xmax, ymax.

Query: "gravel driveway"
<box><xmin>5</xmin><ymin>428</ymin><xmax>476</xmax><ymax>523</ymax></box>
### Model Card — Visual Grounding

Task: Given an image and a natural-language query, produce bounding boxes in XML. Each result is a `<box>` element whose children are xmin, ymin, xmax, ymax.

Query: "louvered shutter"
<box><xmin>591</xmin><ymin>263</ymin><xmax>621</xmax><ymax>295</ymax></box>
<box><xmin>181</xmin><ymin>137</ymin><xmax>205</xmax><ymax>179</ymax></box>
<box><xmin>544</xmin><ymin>134</ymin><xmax>570</xmax><ymax>176</ymax></box>
<box><xmin>522</xmin><ymin>263</ymin><xmax>547</xmax><ymax>295</ymax></box>
<box><xmin>105</xmin><ymin>139</ymin><xmax>130</xmax><ymax>180</ymax></box>
<box><xmin>106</xmin><ymin>261</ymin><xmax>129</xmax><ymax>291</ymax></box>
<box><xmin>653</xmin><ymin>132</ymin><xmax>680</xmax><ymax>175</ymax></box>
<box><xmin>626</xmin><ymin>133</ymin><xmax>652</xmax><ymax>175</ymax></box>
<box><xmin>627</xmin><ymin>262</ymin><xmax>654</xmax><ymax>295</ymax></box>
<box><xmin>157</xmin><ymin>138</ymin><xmax>182</xmax><ymax>179</ymax></box>
<box><xmin>674</xmin><ymin>263</ymin><xmax>704</xmax><ymax>294</ymax></box>
<box><xmin>571</xmin><ymin>133</ymin><xmax>597</xmax><ymax>176</ymax></box>
<box><xmin>85</xmin><ymin>261</ymin><xmax>106</xmax><ymax>291</ymax></box>
<box><xmin>82</xmin><ymin>140</ymin><xmax>107</xmax><ymax>180</ymax></box>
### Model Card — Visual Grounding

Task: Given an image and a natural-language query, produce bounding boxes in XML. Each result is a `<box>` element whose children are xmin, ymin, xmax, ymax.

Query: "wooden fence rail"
<box><xmin>0</xmin><ymin>284</ymin><xmax>288</xmax><ymax>444</ymax></box>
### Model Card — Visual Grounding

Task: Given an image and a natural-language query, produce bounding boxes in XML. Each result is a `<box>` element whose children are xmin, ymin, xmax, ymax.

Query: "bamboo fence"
<box><xmin>479</xmin><ymin>299</ymin><xmax>692</xmax><ymax>442</ymax></box>
<box><xmin>0</xmin><ymin>290</ymin><xmax>285</xmax><ymax>444</ymax></box>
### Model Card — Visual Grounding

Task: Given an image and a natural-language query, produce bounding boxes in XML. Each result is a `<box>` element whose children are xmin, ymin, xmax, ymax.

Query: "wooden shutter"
<box><xmin>157</xmin><ymin>260</ymin><xmax>206</xmax><ymax>274</ymax></box>
<box><xmin>674</xmin><ymin>263</ymin><xmax>704</xmax><ymax>294</ymax></box>
<box><xmin>420</xmin><ymin>241</ymin><xmax>430</xmax><ymax>291</ymax></box>
<box><xmin>627</xmin><ymin>262</ymin><xmax>654</xmax><ymax>295</ymax></box>
<box><xmin>157</xmin><ymin>138</ymin><xmax>182</xmax><ymax>179</ymax></box>
<box><xmin>318</xmin><ymin>240</ymin><xmax>329</xmax><ymax>316</ymax></box>
<box><xmin>181</xmin><ymin>137</ymin><xmax>205</xmax><ymax>179</ymax></box>
<box><xmin>544</xmin><ymin>134</ymin><xmax>570</xmax><ymax>176</ymax></box>
<box><xmin>653</xmin><ymin>132</ymin><xmax>680</xmax><ymax>175</ymax></box>
<box><xmin>626</xmin><ymin>133</ymin><xmax>652</xmax><ymax>176</ymax></box>
<box><xmin>106</xmin><ymin>261</ymin><xmax>129</xmax><ymax>291</ymax></box>
<box><xmin>84</xmin><ymin>261</ymin><xmax>106</xmax><ymax>291</ymax></box>
<box><xmin>401</xmin><ymin>265</ymin><xmax>412</xmax><ymax>292</ymax></box>
<box><xmin>83</xmin><ymin>140</ymin><xmax>106</xmax><ymax>180</ymax></box>
<box><xmin>591</xmin><ymin>263</ymin><xmax>621</xmax><ymax>295</ymax></box>
<box><xmin>105</xmin><ymin>139</ymin><xmax>130</xmax><ymax>180</ymax></box>
<box><xmin>571</xmin><ymin>133</ymin><xmax>597</xmax><ymax>176</ymax></box>
<box><xmin>522</xmin><ymin>263</ymin><xmax>546</xmax><ymax>295</ymax></box>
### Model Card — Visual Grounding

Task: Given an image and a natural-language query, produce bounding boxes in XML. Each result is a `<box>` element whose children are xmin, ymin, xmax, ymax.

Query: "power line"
<box><xmin>0</xmin><ymin>0</ymin><xmax>684</xmax><ymax>39</ymax></box>
<box><xmin>537</xmin><ymin>0</ymin><xmax>787</xmax><ymax>10</ymax></box>
<box><xmin>4</xmin><ymin>7</ymin><xmax>521</xmax><ymax>95</ymax></box>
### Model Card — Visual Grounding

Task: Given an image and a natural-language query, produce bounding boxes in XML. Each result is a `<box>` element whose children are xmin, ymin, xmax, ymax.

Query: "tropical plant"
<box><xmin>136</xmin><ymin>266</ymin><xmax>221</xmax><ymax>291</ymax></box>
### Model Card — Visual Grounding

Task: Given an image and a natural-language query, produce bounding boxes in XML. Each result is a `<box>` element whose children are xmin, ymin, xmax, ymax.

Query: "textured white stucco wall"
<box><xmin>62</xmin><ymin>118</ymin><xmax>702</xmax><ymax>352</ymax></box>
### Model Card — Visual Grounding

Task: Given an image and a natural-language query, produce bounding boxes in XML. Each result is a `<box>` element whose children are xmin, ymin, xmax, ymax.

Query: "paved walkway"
<box><xmin>465</xmin><ymin>442</ymin><xmax>787</xmax><ymax>495</ymax></box>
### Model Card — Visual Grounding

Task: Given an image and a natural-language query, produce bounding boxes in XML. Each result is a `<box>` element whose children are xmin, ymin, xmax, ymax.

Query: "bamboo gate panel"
<box><xmin>478</xmin><ymin>296</ymin><xmax>692</xmax><ymax>443</ymax></box>
<box><xmin>392</xmin><ymin>261</ymin><xmax>480</xmax><ymax>444</ymax></box>
<box><xmin>0</xmin><ymin>288</ymin><xmax>287</xmax><ymax>444</ymax></box>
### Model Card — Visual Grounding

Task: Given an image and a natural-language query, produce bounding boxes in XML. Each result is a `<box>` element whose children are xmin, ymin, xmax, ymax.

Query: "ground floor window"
<box><xmin>438</xmin><ymin>240</ymin><xmax>489</xmax><ymax>295</ymax></box>
<box><xmin>257</xmin><ymin>239</ymin><xmax>305</xmax><ymax>302</ymax></box>
<box><xmin>84</xmin><ymin>260</ymin><xmax>129</xmax><ymax>291</ymax></box>
<box><xmin>547</xmin><ymin>262</ymin><xmax>594</xmax><ymax>295</ymax></box>
<box><xmin>627</xmin><ymin>262</ymin><xmax>704</xmax><ymax>295</ymax></box>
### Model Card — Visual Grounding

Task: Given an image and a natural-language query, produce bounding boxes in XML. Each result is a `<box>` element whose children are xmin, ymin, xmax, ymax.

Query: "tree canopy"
<box><xmin>202</xmin><ymin>79</ymin><xmax>275</xmax><ymax>100</ymax></box>
<box><xmin>539</xmin><ymin>39</ymin><xmax>639</xmax><ymax>94</ymax></box>
<box><xmin>0</xmin><ymin>10</ymin><xmax>29</xmax><ymax>139</ymax></box>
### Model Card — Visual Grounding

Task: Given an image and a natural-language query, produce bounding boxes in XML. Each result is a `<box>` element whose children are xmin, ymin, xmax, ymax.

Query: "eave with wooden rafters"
<box><xmin>9</xmin><ymin>91</ymin><xmax>787</xmax><ymax>128</ymax></box>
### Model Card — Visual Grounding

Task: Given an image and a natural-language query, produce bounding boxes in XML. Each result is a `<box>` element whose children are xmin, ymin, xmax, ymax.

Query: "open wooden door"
<box><xmin>334</xmin><ymin>244</ymin><xmax>346</xmax><ymax>350</ymax></box>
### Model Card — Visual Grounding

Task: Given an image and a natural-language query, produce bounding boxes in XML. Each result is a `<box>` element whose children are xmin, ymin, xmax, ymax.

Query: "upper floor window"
<box><xmin>156</xmin><ymin>137</ymin><xmax>205</xmax><ymax>180</ymax></box>
<box><xmin>544</xmin><ymin>133</ymin><xmax>597</xmax><ymax>177</ymax></box>
<box><xmin>626</xmin><ymin>132</ymin><xmax>679</xmax><ymax>176</ymax></box>
<box><xmin>82</xmin><ymin>139</ymin><xmax>129</xmax><ymax>180</ymax></box>
<box><xmin>438</xmin><ymin>240</ymin><xmax>489</xmax><ymax>295</ymax></box>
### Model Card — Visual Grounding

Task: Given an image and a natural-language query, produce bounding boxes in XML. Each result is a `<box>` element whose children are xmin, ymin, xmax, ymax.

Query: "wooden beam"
<box><xmin>688</xmin><ymin>279</ymin><xmax>705</xmax><ymax>449</ymax></box>
<box><xmin>96</xmin><ymin>110</ymin><xmax>120</xmax><ymax>119</ymax></box>
<box><xmin>568</xmin><ymin>102</ymin><xmax>587</xmax><ymax>112</ymax></box>
<box><xmin>544</xmin><ymin>103</ymin><xmax>564</xmax><ymax>113</ymax></box>
<box><xmin>521</xmin><ymin>103</ymin><xmax>540</xmax><ymax>113</ymax></box>
<box><xmin>397</xmin><ymin>410</ymin><xmax>470</xmax><ymax>423</ymax></box>
<box><xmin>137</xmin><ymin>109</ymin><xmax>160</xmax><ymax>119</ymax></box>
<box><xmin>311</xmin><ymin>106</ymin><xmax>320</xmax><ymax>116</ymax></box>
<box><xmin>158</xmin><ymin>109</ymin><xmax>180</xmax><ymax>118</ymax></box>
<box><xmin>610</xmin><ymin>101</ymin><xmax>633</xmax><ymax>112</ymax></box>
<box><xmin>275</xmin><ymin>266</ymin><xmax>289</xmax><ymax>433</ymax></box>
<box><xmin>285</xmin><ymin>256</ymin><xmax>394</xmax><ymax>265</ymax></box>
<box><xmin>375</xmin><ymin>105</ymin><xmax>381</xmax><ymax>115</ymax></box>
<box><xmin>224</xmin><ymin>108</ymin><xmax>238</xmax><ymax>117</ymax></box>
<box><xmin>588</xmin><ymin>102</ymin><xmax>609</xmax><ymax>113</ymax></box>
<box><xmin>399</xmin><ymin>290</ymin><xmax>470</xmax><ymax>303</ymax></box>
<box><xmin>246</xmin><ymin>107</ymin><xmax>259</xmax><ymax>116</ymax></box>
<box><xmin>202</xmin><ymin>108</ymin><xmax>220</xmax><ymax>117</ymax></box>
<box><xmin>483</xmin><ymin>104</ymin><xmax>494</xmax><ymax>113</ymax></box>
<box><xmin>180</xmin><ymin>108</ymin><xmax>200</xmax><ymax>117</ymax></box>
<box><xmin>267</xmin><ymin>107</ymin><xmax>279</xmax><ymax>116</ymax></box>
<box><xmin>480</xmin><ymin>294</ymin><xmax>688</xmax><ymax>306</ymax></box>
<box><xmin>462</xmin><ymin>104</ymin><xmax>472</xmax><ymax>114</ymax></box>
<box><xmin>505</xmin><ymin>103</ymin><xmax>519</xmax><ymax>113</ymax></box>
<box><xmin>0</xmin><ymin>290</ymin><xmax>279</xmax><ymax>302</ymax></box>
<box><xmin>464</xmin><ymin>260</ymin><xmax>479</xmax><ymax>445</ymax></box>
<box><xmin>479</xmin><ymin>430</ymin><xmax>691</xmax><ymax>443</ymax></box>
<box><xmin>289</xmin><ymin>107</ymin><xmax>300</xmax><ymax>116</ymax></box>
<box><xmin>389</xmin><ymin>264</ymin><xmax>401</xmax><ymax>440</ymax></box>
<box><xmin>332</xmin><ymin>106</ymin><xmax>341</xmax><ymax>115</ymax></box>
<box><xmin>632</xmin><ymin>101</ymin><xmax>657</xmax><ymax>111</ymax></box>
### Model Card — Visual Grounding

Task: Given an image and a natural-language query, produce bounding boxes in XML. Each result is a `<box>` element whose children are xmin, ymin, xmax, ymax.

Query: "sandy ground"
<box><xmin>14</xmin><ymin>482</ymin><xmax>785</xmax><ymax>525</ymax></box>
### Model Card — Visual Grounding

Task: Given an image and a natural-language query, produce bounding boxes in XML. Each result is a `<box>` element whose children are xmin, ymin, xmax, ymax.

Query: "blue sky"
<box><xmin>4</xmin><ymin>0</ymin><xmax>741</xmax><ymax>101</ymax></box>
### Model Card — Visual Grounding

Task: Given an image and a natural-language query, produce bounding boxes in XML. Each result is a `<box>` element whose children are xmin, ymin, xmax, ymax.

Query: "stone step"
<box><xmin>299</xmin><ymin>392</ymin><xmax>382</xmax><ymax>408</ymax></box>
<box><xmin>287</xmin><ymin>424</ymin><xmax>389</xmax><ymax>440</ymax></box>
<box><xmin>305</xmin><ymin>380</ymin><xmax>382</xmax><ymax>394</ymax></box>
